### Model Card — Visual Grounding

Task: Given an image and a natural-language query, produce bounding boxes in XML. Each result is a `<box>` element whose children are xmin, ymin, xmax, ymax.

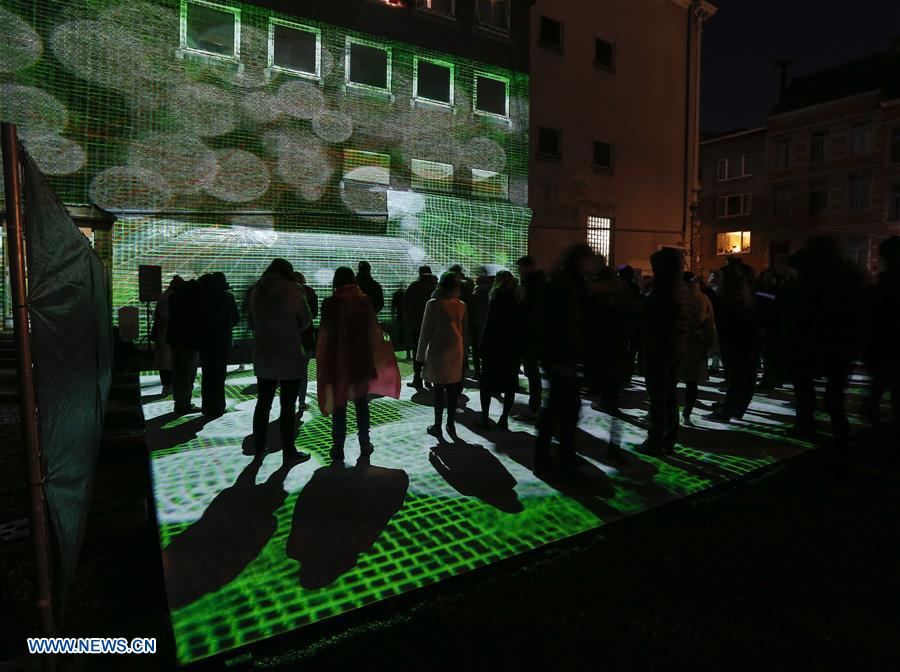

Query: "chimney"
<box><xmin>775</xmin><ymin>59</ymin><xmax>792</xmax><ymax>104</ymax></box>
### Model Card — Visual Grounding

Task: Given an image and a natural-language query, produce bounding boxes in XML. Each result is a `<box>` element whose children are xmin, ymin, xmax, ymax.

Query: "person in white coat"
<box><xmin>249</xmin><ymin>258</ymin><xmax>312</xmax><ymax>466</ymax></box>
<box><xmin>417</xmin><ymin>272</ymin><xmax>468</xmax><ymax>441</ymax></box>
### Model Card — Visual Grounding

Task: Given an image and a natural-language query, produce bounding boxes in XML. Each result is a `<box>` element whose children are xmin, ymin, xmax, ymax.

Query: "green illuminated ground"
<box><xmin>142</xmin><ymin>364</ymin><xmax>817</xmax><ymax>665</ymax></box>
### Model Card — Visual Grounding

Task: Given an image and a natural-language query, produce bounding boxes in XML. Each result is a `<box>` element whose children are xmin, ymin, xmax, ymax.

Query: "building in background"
<box><xmin>527</xmin><ymin>0</ymin><xmax>716</xmax><ymax>274</ymax></box>
<box><xmin>696</xmin><ymin>127</ymin><xmax>767</xmax><ymax>278</ymax></box>
<box><xmin>764</xmin><ymin>45</ymin><xmax>900</xmax><ymax>275</ymax></box>
<box><xmin>0</xmin><ymin>0</ymin><xmax>530</xmax><ymax>331</ymax></box>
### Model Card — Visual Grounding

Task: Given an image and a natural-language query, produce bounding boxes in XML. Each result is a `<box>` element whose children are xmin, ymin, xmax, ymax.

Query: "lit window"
<box><xmin>181</xmin><ymin>0</ymin><xmax>240</xmax><ymax>60</ymax></box>
<box><xmin>593</xmin><ymin>141</ymin><xmax>613</xmax><ymax>170</ymax></box>
<box><xmin>471</xmin><ymin>169</ymin><xmax>508</xmax><ymax>200</ymax></box>
<box><xmin>416</xmin><ymin>0</ymin><xmax>454</xmax><ymax>17</ymax></box>
<box><xmin>412</xmin><ymin>159</ymin><xmax>453</xmax><ymax>193</ymax></box>
<box><xmin>474</xmin><ymin>73</ymin><xmax>509</xmax><ymax>118</ymax></box>
<box><xmin>539</xmin><ymin>16</ymin><xmax>563</xmax><ymax>50</ymax></box>
<box><xmin>716</xmin><ymin>231</ymin><xmax>751</xmax><ymax>255</ymax></box>
<box><xmin>587</xmin><ymin>216</ymin><xmax>612</xmax><ymax>259</ymax></box>
<box><xmin>268</xmin><ymin>19</ymin><xmax>320</xmax><ymax>78</ymax></box>
<box><xmin>538</xmin><ymin>126</ymin><xmax>561</xmax><ymax>158</ymax></box>
<box><xmin>595</xmin><ymin>38</ymin><xmax>615</xmax><ymax>70</ymax></box>
<box><xmin>343</xmin><ymin>149</ymin><xmax>391</xmax><ymax>185</ymax></box>
<box><xmin>716</xmin><ymin>193</ymin><xmax>751</xmax><ymax>218</ymax></box>
<box><xmin>346</xmin><ymin>38</ymin><xmax>391</xmax><ymax>92</ymax></box>
<box><xmin>476</xmin><ymin>0</ymin><xmax>510</xmax><ymax>33</ymax></box>
<box><xmin>414</xmin><ymin>57</ymin><xmax>453</xmax><ymax>105</ymax></box>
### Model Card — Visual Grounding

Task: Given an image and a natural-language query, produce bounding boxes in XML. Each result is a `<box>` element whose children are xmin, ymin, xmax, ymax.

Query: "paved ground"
<box><xmin>142</xmin><ymin>362</ymin><xmax>827</xmax><ymax>666</ymax></box>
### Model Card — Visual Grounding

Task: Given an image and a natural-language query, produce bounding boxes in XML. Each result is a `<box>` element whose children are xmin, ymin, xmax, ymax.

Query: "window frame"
<box><xmin>473</xmin><ymin>72</ymin><xmax>510</xmax><ymax>120</ymax></box>
<box><xmin>808</xmin><ymin>181</ymin><xmax>829</xmax><ymax>216</ymax></box>
<box><xmin>716</xmin><ymin>230</ymin><xmax>752</xmax><ymax>256</ymax></box>
<box><xmin>179</xmin><ymin>0</ymin><xmax>241</xmax><ymax>62</ymax></box>
<box><xmin>586</xmin><ymin>215</ymin><xmax>613</xmax><ymax>260</ymax></box>
<box><xmin>412</xmin><ymin>55</ymin><xmax>455</xmax><ymax>108</ymax></box>
<box><xmin>773</xmin><ymin>138</ymin><xmax>791</xmax><ymax>169</ymax></box>
<box><xmin>889</xmin><ymin>127</ymin><xmax>900</xmax><ymax>164</ymax></box>
<box><xmin>411</xmin><ymin>158</ymin><xmax>454</xmax><ymax>194</ymax></box>
<box><xmin>888</xmin><ymin>184</ymin><xmax>900</xmax><ymax>222</ymax></box>
<box><xmin>345</xmin><ymin>36</ymin><xmax>393</xmax><ymax>94</ymax></box>
<box><xmin>849</xmin><ymin>121</ymin><xmax>873</xmax><ymax>157</ymax></box>
<box><xmin>343</xmin><ymin>149</ymin><xmax>392</xmax><ymax>186</ymax></box>
<box><xmin>809</xmin><ymin>130</ymin><xmax>827</xmax><ymax>164</ymax></box>
<box><xmin>592</xmin><ymin>140</ymin><xmax>614</xmax><ymax>171</ymax></box>
<box><xmin>537</xmin><ymin>126</ymin><xmax>562</xmax><ymax>159</ymax></box>
<box><xmin>267</xmin><ymin>17</ymin><xmax>321</xmax><ymax>80</ymax></box>
<box><xmin>594</xmin><ymin>37</ymin><xmax>616</xmax><ymax>72</ymax></box>
<box><xmin>470</xmin><ymin>168</ymin><xmax>509</xmax><ymax>200</ymax></box>
<box><xmin>716</xmin><ymin>193</ymin><xmax>752</xmax><ymax>219</ymax></box>
<box><xmin>772</xmin><ymin>185</ymin><xmax>793</xmax><ymax>221</ymax></box>
<box><xmin>475</xmin><ymin>0</ymin><xmax>511</xmax><ymax>35</ymax></box>
<box><xmin>414</xmin><ymin>0</ymin><xmax>455</xmax><ymax>19</ymax></box>
<box><xmin>847</xmin><ymin>172</ymin><xmax>873</xmax><ymax>212</ymax></box>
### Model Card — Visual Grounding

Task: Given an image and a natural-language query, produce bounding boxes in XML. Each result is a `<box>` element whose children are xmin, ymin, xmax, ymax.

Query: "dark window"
<box><xmin>889</xmin><ymin>185</ymin><xmax>900</xmax><ymax>221</ymax></box>
<box><xmin>415</xmin><ymin>0</ymin><xmax>453</xmax><ymax>17</ymax></box>
<box><xmin>773</xmin><ymin>186</ymin><xmax>792</xmax><ymax>220</ymax></box>
<box><xmin>185</xmin><ymin>1</ymin><xmax>236</xmax><ymax>57</ymax></box>
<box><xmin>476</xmin><ymin>0</ymin><xmax>509</xmax><ymax>33</ymax></box>
<box><xmin>809</xmin><ymin>130</ymin><xmax>827</xmax><ymax>163</ymax></box>
<box><xmin>595</xmin><ymin>38</ymin><xmax>615</xmax><ymax>70</ymax></box>
<box><xmin>539</xmin><ymin>16</ymin><xmax>563</xmax><ymax>50</ymax></box>
<box><xmin>538</xmin><ymin>127</ymin><xmax>561</xmax><ymax>157</ymax></box>
<box><xmin>416</xmin><ymin>59</ymin><xmax>451</xmax><ymax>104</ymax></box>
<box><xmin>593</xmin><ymin>141</ymin><xmax>613</xmax><ymax>170</ymax></box>
<box><xmin>475</xmin><ymin>75</ymin><xmax>507</xmax><ymax>117</ymax></box>
<box><xmin>848</xmin><ymin>173</ymin><xmax>872</xmax><ymax>211</ymax></box>
<box><xmin>774</xmin><ymin>139</ymin><xmax>791</xmax><ymax>169</ymax></box>
<box><xmin>849</xmin><ymin>122</ymin><xmax>873</xmax><ymax>157</ymax></box>
<box><xmin>808</xmin><ymin>181</ymin><xmax>829</xmax><ymax>216</ymax></box>
<box><xmin>272</xmin><ymin>23</ymin><xmax>317</xmax><ymax>75</ymax></box>
<box><xmin>348</xmin><ymin>42</ymin><xmax>389</xmax><ymax>90</ymax></box>
<box><xmin>890</xmin><ymin>128</ymin><xmax>900</xmax><ymax>164</ymax></box>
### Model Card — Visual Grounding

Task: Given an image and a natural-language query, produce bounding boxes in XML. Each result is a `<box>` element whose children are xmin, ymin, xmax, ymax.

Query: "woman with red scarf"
<box><xmin>317</xmin><ymin>267</ymin><xmax>400</xmax><ymax>463</ymax></box>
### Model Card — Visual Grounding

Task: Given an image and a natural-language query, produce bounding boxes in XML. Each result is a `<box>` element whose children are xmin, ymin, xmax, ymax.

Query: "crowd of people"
<box><xmin>151</xmin><ymin>233</ymin><xmax>900</xmax><ymax>474</ymax></box>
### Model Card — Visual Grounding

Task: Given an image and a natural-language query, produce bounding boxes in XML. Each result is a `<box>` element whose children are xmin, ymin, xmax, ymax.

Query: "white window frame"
<box><xmin>415</xmin><ymin>0</ymin><xmax>455</xmax><ymax>19</ymax></box>
<box><xmin>717</xmin><ymin>193</ymin><xmax>752</xmax><ymax>218</ymax></box>
<box><xmin>412</xmin><ymin>56</ymin><xmax>455</xmax><ymax>107</ymax></box>
<box><xmin>716</xmin><ymin>231</ymin><xmax>751</xmax><ymax>255</ymax></box>
<box><xmin>179</xmin><ymin>0</ymin><xmax>241</xmax><ymax>62</ymax></box>
<box><xmin>473</xmin><ymin>72</ymin><xmax>510</xmax><ymax>120</ymax></box>
<box><xmin>267</xmin><ymin>18</ymin><xmax>321</xmax><ymax>80</ymax></box>
<box><xmin>475</xmin><ymin>0</ymin><xmax>511</xmax><ymax>34</ymax></box>
<box><xmin>345</xmin><ymin>36</ymin><xmax>392</xmax><ymax>94</ymax></box>
<box><xmin>587</xmin><ymin>216</ymin><xmax>612</xmax><ymax>259</ymax></box>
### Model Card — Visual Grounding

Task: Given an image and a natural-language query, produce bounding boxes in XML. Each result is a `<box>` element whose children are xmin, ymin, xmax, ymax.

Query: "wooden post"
<box><xmin>2</xmin><ymin>122</ymin><xmax>56</xmax><ymax>671</ymax></box>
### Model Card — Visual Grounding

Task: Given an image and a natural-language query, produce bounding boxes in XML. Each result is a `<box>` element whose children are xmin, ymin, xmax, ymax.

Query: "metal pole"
<box><xmin>2</xmin><ymin>122</ymin><xmax>56</xmax><ymax>670</ymax></box>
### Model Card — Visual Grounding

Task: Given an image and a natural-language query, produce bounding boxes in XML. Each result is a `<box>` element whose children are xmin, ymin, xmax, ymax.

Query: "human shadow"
<box><xmin>286</xmin><ymin>458</ymin><xmax>409</xmax><ymax>589</ymax></box>
<box><xmin>241</xmin><ymin>417</ymin><xmax>305</xmax><ymax>456</ymax></box>
<box><xmin>146</xmin><ymin>412</ymin><xmax>215</xmax><ymax>451</ymax></box>
<box><xmin>161</xmin><ymin>460</ymin><xmax>293</xmax><ymax>609</ymax></box>
<box><xmin>429</xmin><ymin>441</ymin><xmax>523</xmax><ymax>514</ymax></box>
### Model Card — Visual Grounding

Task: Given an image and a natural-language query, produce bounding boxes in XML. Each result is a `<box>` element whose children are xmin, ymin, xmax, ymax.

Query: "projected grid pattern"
<box><xmin>143</xmin><ymin>366</ymin><xmax>825</xmax><ymax>665</ymax></box>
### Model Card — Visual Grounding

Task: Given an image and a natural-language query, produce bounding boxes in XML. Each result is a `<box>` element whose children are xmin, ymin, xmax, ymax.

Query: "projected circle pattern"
<box><xmin>129</xmin><ymin>133</ymin><xmax>219</xmax><ymax>194</ymax></box>
<box><xmin>205</xmin><ymin>149</ymin><xmax>271</xmax><ymax>203</ymax></box>
<box><xmin>90</xmin><ymin>166</ymin><xmax>172</xmax><ymax>212</ymax></box>
<box><xmin>0</xmin><ymin>7</ymin><xmax>42</xmax><ymax>73</ymax></box>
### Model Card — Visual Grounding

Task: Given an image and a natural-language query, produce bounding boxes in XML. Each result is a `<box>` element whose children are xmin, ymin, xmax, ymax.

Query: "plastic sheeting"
<box><xmin>21</xmin><ymin>147</ymin><xmax>112</xmax><ymax>608</ymax></box>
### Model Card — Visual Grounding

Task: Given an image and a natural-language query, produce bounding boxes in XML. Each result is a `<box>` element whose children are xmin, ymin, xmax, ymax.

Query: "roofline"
<box><xmin>700</xmin><ymin>127</ymin><xmax>766</xmax><ymax>146</ymax></box>
<box><xmin>768</xmin><ymin>89</ymin><xmax>882</xmax><ymax>120</ymax></box>
<box><xmin>667</xmin><ymin>0</ymin><xmax>718</xmax><ymax>18</ymax></box>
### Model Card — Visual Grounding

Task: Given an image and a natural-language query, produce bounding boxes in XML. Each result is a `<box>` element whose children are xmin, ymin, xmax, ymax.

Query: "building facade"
<box><xmin>527</xmin><ymin>0</ymin><xmax>715</xmax><ymax>274</ymax></box>
<box><xmin>696</xmin><ymin>127</ymin><xmax>768</xmax><ymax>277</ymax></box>
<box><xmin>764</xmin><ymin>47</ymin><xmax>900</xmax><ymax>275</ymax></box>
<box><xmin>0</xmin><ymin>0</ymin><xmax>531</xmax><ymax>326</ymax></box>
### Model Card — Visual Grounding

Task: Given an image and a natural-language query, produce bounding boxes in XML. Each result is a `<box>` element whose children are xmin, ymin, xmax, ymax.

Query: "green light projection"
<box><xmin>141</xmin><ymin>368</ymin><xmax>816</xmax><ymax>665</ymax></box>
<box><xmin>0</xmin><ymin>0</ymin><xmax>530</xmax><ymax>325</ymax></box>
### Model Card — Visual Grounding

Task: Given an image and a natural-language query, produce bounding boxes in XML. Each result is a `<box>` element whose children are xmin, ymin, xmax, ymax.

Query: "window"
<box><xmin>411</xmin><ymin>159</ymin><xmax>453</xmax><ymax>193</ymax></box>
<box><xmin>343</xmin><ymin>149</ymin><xmax>391</xmax><ymax>185</ymax></box>
<box><xmin>716</xmin><ymin>193</ymin><xmax>751</xmax><ymax>218</ymax></box>
<box><xmin>593</xmin><ymin>140</ymin><xmax>613</xmax><ymax>170</ymax></box>
<box><xmin>890</xmin><ymin>128</ymin><xmax>900</xmax><ymax>164</ymax></box>
<box><xmin>346</xmin><ymin>38</ymin><xmax>391</xmax><ymax>91</ymax></box>
<box><xmin>773</xmin><ymin>138</ymin><xmax>791</xmax><ymax>169</ymax></box>
<box><xmin>773</xmin><ymin>186</ymin><xmax>793</xmax><ymax>220</ymax></box>
<box><xmin>889</xmin><ymin>185</ymin><xmax>900</xmax><ymax>221</ymax></box>
<box><xmin>471</xmin><ymin>169</ymin><xmax>508</xmax><ymax>200</ymax></box>
<box><xmin>474</xmin><ymin>73</ymin><xmax>509</xmax><ymax>118</ymax></box>
<box><xmin>716</xmin><ymin>231</ymin><xmax>751</xmax><ymax>255</ymax></box>
<box><xmin>539</xmin><ymin>16</ymin><xmax>563</xmax><ymax>50</ymax></box>
<box><xmin>846</xmin><ymin>236</ymin><xmax>869</xmax><ymax>269</ymax></box>
<box><xmin>595</xmin><ymin>38</ymin><xmax>615</xmax><ymax>70</ymax></box>
<box><xmin>849</xmin><ymin>122</ymin><xmax>873</xmax><ymax>157</ymax></box>
<box><xmin>181</xmin><ymin>0</ymin><xmax>240</xmax><ymax>59</ymax></box>
<box><xmin>717</xmin><ymin>156</ymin><xmax>752</xmax><ymax>181</ymax></box>
<box><xmin>848</xmin><ymin>172</ymin><xmax>872</xmax><ymax>211</ymax></box>
<box><xmin>268</xmin><ymin>19</ymin><xmax>319</xmax><ymax>78</ymax></box>
<box><xmin>415</xmin><ymin>0</ymin><xmax>454</xmax><ymax>17</ymax></box>
<box><xmin>476</xmin><ymin>0</ymin><xmax>510</xmax><ymax>33</ymax></box>
<box><xmin>808</xmin><ymin>181</ymin><xmax>829</xmax><ymax>216</ymax></box>
<box><xmin>809</xmin><ymin>130</ymin><xmax>827</xmax><ymax>163</ymax></box>
<box><xmin>587</xmin><ymin>216</ymin><xmax>612</xmax><ymax>259</ymax></box>
<box><xmin>538</xmin><ymin>126</ymin><xmax>561</xmax><ymax>157</ymax></box>
<box><xmin>414</xmin><ymin>57</ymin><xmax>453</xmax><ymax>105</ymax></box>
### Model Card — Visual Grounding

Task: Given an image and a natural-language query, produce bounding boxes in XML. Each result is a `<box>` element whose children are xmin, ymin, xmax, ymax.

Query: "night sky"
<box><xmin>701</xmin><ymin>0</ymin><xmax>900</xmax><ymax>134</ymax></box>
